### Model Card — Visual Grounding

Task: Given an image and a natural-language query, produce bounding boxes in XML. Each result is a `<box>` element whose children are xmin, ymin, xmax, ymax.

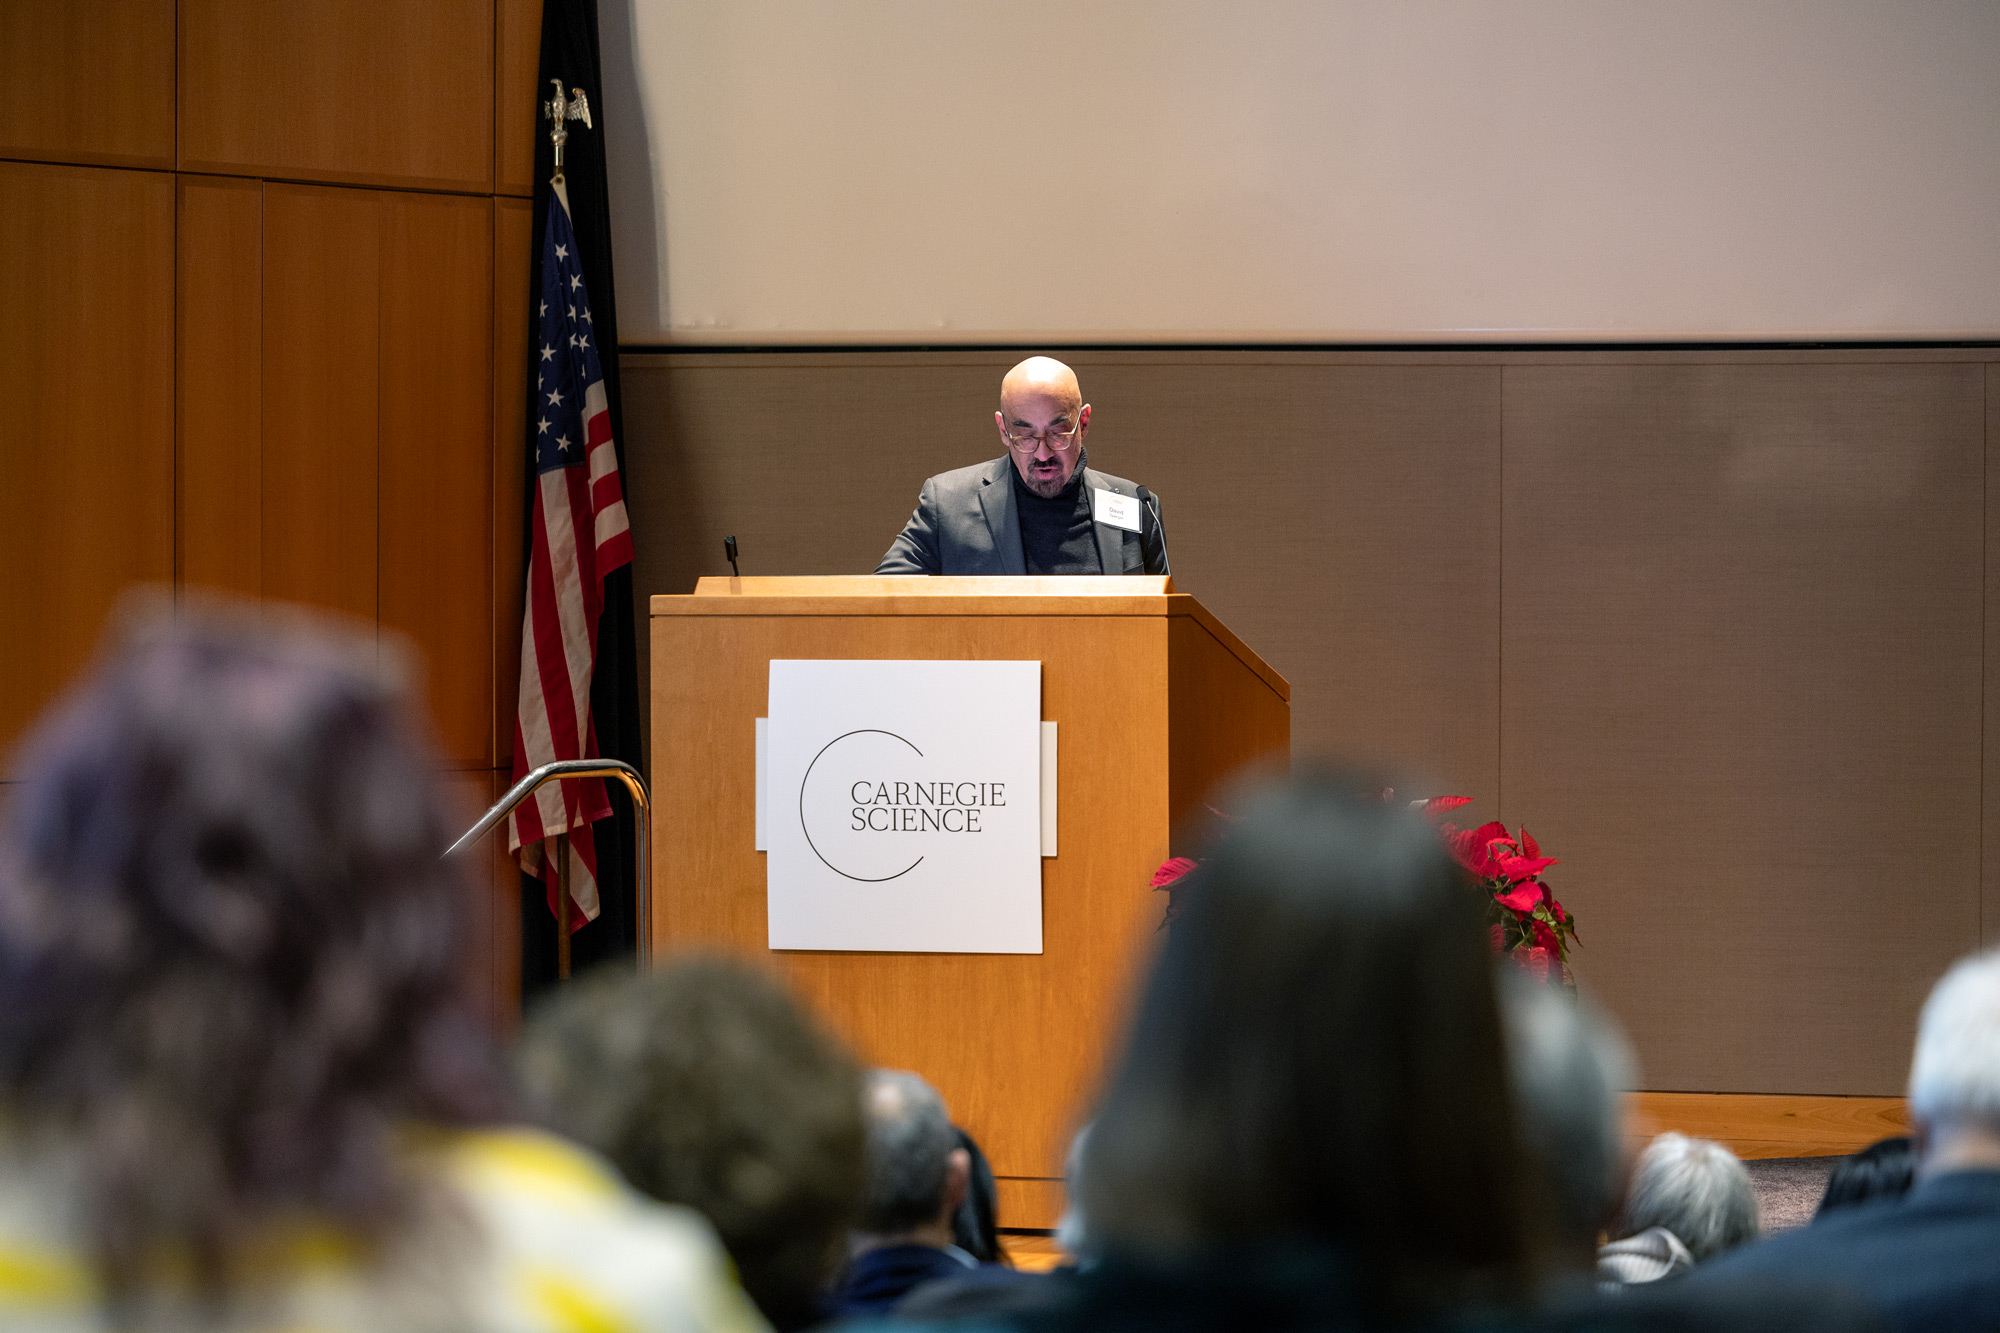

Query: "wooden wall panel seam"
<box><xmin>492</xmin><ymin>205</ymin><xmax>501</xmax><ymax>764</ymax></box>
<box><xmin>173</xmin><ymin>180</ymin><xmax>183</xmax><ymax>593</ymax></box>
<box><xmin>175</xmin><ymin>163</ymin><xmax>499</xmax><ymax>198</ymax></box>
<box><xmin>258</xmin><ymin>183</ymin><xmax>266</xmax><ymax>590</ymax></box>
<box><xmin>0</xmin><ymin>156</ymin><xmax>176</xmax><ymax>177</ymax></box>
<box><xmin>0</xmin><ymin>149</ymin><xmax>175</xmax><ymax>172</ymax></box>
<box><xmin>174</xmin><ymin>175</ymin><xmax>266</xmax><ymax>602</ymax></box>
<box><xmin>377</xmin><ymin>241</ymin><xmax>386</xmax><ymax>652</ymax></box>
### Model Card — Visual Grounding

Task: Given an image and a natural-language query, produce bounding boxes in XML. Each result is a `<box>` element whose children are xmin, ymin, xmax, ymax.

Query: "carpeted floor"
<box><xmin>1746</xmin><ymin>1155</ymin><xmax>1839</xmax><ymax>1232</ymax></box>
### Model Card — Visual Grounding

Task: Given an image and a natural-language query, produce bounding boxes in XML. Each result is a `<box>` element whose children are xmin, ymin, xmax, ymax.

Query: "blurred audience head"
<box><xmin>951</xmin><ymin>1126</ymin><xmax>1004</xmax><ymax>1264</ymax></box>
<box><xmin>859</xmin><ymin>1069</ymin><xmax>968</xmax><ymax>1243</ymax></box>
<box><xmin>1907</xmin><ymin>949</ymin><xmax>2000</xmax><ymax>1171</ymax></box>
<box><xmin>1616</xmin><ymin>1133</ymin><xmax>1758</xmax><ymax>1263</ymax></box>
<box><xmin>515</xmin><ymin>955</ymin><xmax>865</xmax><ymax>1331</ymax></box>
<box><xmin>1054</xmin><ymin>1124</ymin><xmax>1095</xmax><ymax>1264</ymax></box>
<box><xmin>1815</xmin><ymin>1136</ymin><xmax>1916</xmax><ymax>1217</ymax></box>
<box><xmin>1500</xmin><ymin>971</ymin><xmax>1638</xmax><ymax>1261</ymax></box>
<box><xmin>1079</xmin><ymin>772</ymin><xmax>1535</xmax><ymax>1311</ymax></box>
<box><xmin>0</xmin><ymin>597</ymin><xmax>504</xmax><ymax>1293</ymax></box>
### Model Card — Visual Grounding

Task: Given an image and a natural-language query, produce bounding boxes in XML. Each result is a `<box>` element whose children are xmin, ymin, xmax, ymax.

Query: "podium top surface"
<box><xmin>652</xmin><ymin>576</ymin><xmax>1288</xmax><ymax>700</ymax></box>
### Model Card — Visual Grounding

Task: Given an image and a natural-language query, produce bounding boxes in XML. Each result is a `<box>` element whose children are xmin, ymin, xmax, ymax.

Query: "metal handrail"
<box><xmin>447</xmin><ymin>758</ymin><xmax>651</xmax><ymax>963</ymax></box>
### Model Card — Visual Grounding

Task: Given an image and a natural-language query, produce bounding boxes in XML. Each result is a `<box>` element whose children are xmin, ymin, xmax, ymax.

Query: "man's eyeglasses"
<box><xmin>1004</xmin><ymin>417</ymin><xmax>1082</xmax><ymax>452</ymax></box>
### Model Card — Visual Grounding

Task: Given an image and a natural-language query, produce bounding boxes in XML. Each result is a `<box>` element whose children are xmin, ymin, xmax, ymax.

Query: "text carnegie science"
<box><xmin>849</xmin><ymin>781</ymin><xmax>1006</xmax><ymax>832</ymax></box>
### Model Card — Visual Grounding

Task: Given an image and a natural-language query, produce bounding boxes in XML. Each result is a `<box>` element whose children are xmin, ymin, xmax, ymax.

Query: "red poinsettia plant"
<box><xmin>1418</xmin><ymin>796</ymin><xmax>1578</xmax><ymax>986</ymax></box>
<box><xmin>1150</xmin><ymin>795</ymin><xmax>1579</xmax><ymax>985</ymax></box>
<box><xmin>1151</xmin><ymin>855</ymin><xmax>1201</xmax><ymax>927</ymax></box>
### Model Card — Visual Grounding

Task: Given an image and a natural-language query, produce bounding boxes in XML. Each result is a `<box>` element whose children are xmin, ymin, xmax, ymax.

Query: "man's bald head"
<box><xmin>995</xmin><ymin>357</ymin><xmax>1090</xmax><ymax>498</ymax></box>
<box><xmin>999</xmin><ymin>357</ymin><xmax>1082</xmax><ymax>414</ymax></box>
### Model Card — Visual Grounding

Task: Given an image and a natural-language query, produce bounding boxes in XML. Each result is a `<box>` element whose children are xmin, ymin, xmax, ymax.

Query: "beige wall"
<box><xmin>602</xmin><ymin>0</ymin><xmax>2000</xmax><ymax>342</ymax></box>
<box><xmin>622</xmin><ymin>345</ymin><xmax>2000</xmax><ymax>1095</ymax></box>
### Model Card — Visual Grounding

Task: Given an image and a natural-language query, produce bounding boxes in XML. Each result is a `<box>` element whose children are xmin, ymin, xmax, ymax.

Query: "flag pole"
<box><xmin>556</xmin><ymin>830</ymin><xmax>573</xmax><ymax>981</ymax></box>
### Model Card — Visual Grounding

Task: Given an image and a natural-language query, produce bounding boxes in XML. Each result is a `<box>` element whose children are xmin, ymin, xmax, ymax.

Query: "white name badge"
<box><xmin>1093</xmin><ymin>488</ymin><xmax>1142</xmax><ymax>533</ymax></box>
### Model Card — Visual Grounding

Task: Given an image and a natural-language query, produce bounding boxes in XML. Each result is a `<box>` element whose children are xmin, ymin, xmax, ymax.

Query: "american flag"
<box><xmin>509</xmin><ymin>181</ymin><xmax>633</xmax><ymax>926</ymax></box>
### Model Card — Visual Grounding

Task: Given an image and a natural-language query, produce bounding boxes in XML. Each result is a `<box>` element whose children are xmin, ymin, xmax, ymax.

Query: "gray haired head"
<box><xmin>1500</xmin><ymin>973</ymin><xmax>1637</xmax><ymax>1251</ymax></box>
<box><xmin>1908</xmin><ymin>948</ymin><xmax>2000</xmax><ymax>1130</ymax></box>
<box><xmin>1617</xmin><ymin>1132</ymin><xmax>1759</xmax><ymax>1262</ymax></box>
<box><xmin>860</xmin><ymin>1069</ymin><xmax>958</xmax><ymax>1234</ymax></box>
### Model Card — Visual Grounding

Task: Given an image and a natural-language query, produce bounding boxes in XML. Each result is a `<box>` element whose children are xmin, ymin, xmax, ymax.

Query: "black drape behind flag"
<box><xmin>521</xmin><ymin>0</ymin><xmax>643</xmax><ymax>996</ymax></box>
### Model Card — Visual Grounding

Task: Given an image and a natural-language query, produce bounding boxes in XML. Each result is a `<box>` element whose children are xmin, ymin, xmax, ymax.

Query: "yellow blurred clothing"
<box><xmin>0</xmin><ymin>1125</ymin><xmax>772</xmax><ymax>1333</ymax></box>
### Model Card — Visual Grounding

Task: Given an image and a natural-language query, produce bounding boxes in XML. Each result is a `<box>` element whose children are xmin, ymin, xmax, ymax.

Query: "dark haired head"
<box><xmin>1080</xmin><ymin>773</ymin><xmax>1535</xmax><ymax>1310</ymax></box>
<box><xmin>1815</xmin><ymin>1136</ymin><xmax>1916</xmax><ymax>1217</ymax></box>
<box><xmin>515</xmin><ymin>956</ymin><xmax>865</xmax><ymax>1331</ymax></box>
<box><xmin>951</xmin><ymin>1127</ymin><xmax>1004</xmax><ymax>1264</ymax></box>
<box><xmin>0</xmin><ymin>598</ymin><xmax>506</xmax><ymax>1292</ymax></box>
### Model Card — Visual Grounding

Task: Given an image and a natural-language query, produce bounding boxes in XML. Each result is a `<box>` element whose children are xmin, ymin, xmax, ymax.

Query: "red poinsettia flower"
<box><xmin>1446</xmin><ymin>821</ymin><xmax>1509</xmax><ymax>877</ymax></box>
<box><xmin>1418</xmin><ymin>796</ymin><xmax>1474</xmax><ymax>822</ymax></box>
<box><xmin>1495</xmin><ymin>879</ymin><xmax>1545</xmax><ymax>913</ymax></box>
<box><xmin>1489</xmin><ymin>923</ymin><xmax>1505</xmax><ymax>952</ymax></box>
<box><xmin>1531</xmin><ymin>919</ymin><xmax>1562</xmax><ymax>954</ymax></box>
<box><xmin>1151</xmin><ymin>856</ymin><xmax>1199</xmax><ymax>889</ymax></box>
<box><xmin>1495</xmin><ymin>850</ymin><xmax>1560</xmax><ymax>881</ymax></box>
<box><xmin>1523</xmin><ymin>946</ymin><xmax>1553</xmax><ymax>984</ymax></box>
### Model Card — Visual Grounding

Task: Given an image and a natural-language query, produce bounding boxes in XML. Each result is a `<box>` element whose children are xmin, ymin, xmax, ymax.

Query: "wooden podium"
<box><xmin>648</xmin><ymin>576</ymin><xmax>1288</xmax><ymax>1228</ymax></box>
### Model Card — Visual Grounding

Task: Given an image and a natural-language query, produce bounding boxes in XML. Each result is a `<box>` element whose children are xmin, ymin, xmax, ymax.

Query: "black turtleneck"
<box><xmin>1011</xmin><ymin>452</ymin><xmax>1100</xmax><ymax>575</ymax></box>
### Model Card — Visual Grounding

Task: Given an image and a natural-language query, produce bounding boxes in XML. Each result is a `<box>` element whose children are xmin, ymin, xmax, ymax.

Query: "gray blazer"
<box><xmin>875</xmin><ymin>456</ymin><xmax>1170</xmax><ymax>577</ymax></box>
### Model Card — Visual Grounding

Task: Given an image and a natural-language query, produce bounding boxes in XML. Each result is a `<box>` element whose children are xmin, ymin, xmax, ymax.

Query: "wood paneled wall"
<box><xmin>1</xmin><ymin>0</ymin><xmax>544</xmax><ymax>1027</ymax></box>
<box><xmin>0</xmin><ymin>164</ymin><xmax>176</xmax><ymax>756</ymax></box>
<box><xmin>621</xmin><ymin>346</ymin><xmax>2000</xmax><ymax>1097</ymax></box>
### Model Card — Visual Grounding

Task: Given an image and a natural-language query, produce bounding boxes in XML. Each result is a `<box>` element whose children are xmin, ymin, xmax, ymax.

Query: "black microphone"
<box><xmin>724</xmin><ymin>535</ymin><xmax>741</xmax><ymax>577</ymax></box>
<box><xmin>1136</xmin><ymin>487</ymin><xmax>1172</xmax><ymax>577</ymax></box>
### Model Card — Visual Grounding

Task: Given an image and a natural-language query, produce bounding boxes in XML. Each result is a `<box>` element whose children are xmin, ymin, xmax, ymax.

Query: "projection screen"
<box><xmin>600</xmin><ymin>0</ymin><xmax>2000</xmax><ymax>344</ymax></box>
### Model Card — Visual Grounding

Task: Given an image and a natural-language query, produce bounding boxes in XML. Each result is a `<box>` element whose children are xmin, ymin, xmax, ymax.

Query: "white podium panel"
<box><xmin>765</xmin><ymin>659</ymin><xmax>1042</xmax><ymax>953</ymax></box>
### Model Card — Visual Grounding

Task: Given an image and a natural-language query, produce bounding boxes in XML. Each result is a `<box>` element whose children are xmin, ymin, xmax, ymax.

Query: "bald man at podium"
<box><xmin>876</xmin><ymin>357</ymin><xmax>1171</xmax><ymax>577</ymax></box>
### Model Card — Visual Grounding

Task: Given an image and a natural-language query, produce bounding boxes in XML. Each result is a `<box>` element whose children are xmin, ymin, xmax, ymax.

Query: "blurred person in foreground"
<box><xmin>516</xmin><ymin>957</ymin><xmax>867</xmax><ymax>1330</ymax></box>
<box><xmin>1499</xmin><ymin>975</ymin><xmax>1639</xmax><ymax>1280</ymax></box>
<box><xmin>1050</xmin><ymin>1125</ymin><xmax>1094</xmax><ymax>1268</ymax></box>
<box><xmin>1814</xmin><ymin>1138</ymin><xmax>1916</xmax><ymax>1218</ymax></box>
<box><xmin>832</xmin><ymin>1071</ymin><xmax>1033</xmax><ymax>1319</ymax></box>
<box><xmin>949</xmin><ymin>1129</ymin><xmax>1005</xmax><ymax>1267</ymax></box>
<box><xmin>874</xmin><ymin>775</ymin><xmax>1883</xmax><ymax>1333</ymax></box>
<box><xmin>1042</xmin><ymin>776</ymin><xmax>1542</xmax><ymax>1327</ymax></box>
<box><xmin>1696</xmin><ymin>949</ymin><xmax>2000</xmax><ymax>1330</ymax></box>
<box><xmin>0</xmin><ymin>599</ymin><xmax>765</xmax><ymax>1333</ymax></box>
<box><xmin>1599</xmin><ymin>1134</ymin><xmax>1756</xmax><ymax>1284</ymax></box>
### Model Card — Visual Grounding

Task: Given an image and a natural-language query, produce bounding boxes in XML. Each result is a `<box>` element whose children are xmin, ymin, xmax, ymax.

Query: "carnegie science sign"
<box><xmin>767</xmin><ymin>660</ymin><xmax>1042</xmax><ymax>953</ymax></box>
